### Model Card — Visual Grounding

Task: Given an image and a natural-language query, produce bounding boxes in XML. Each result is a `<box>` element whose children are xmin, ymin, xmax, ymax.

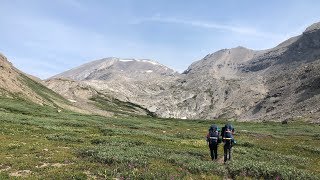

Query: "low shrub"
<box><xmin>227</xmin><ymin>160</ymin><xmax>318</xmax><ymax>180</ymax></box>
<box><xmin>293</xmin><ymin>145</ymin><xmax>320</xmax><ymax>154</ymax></box>
<box><xmin>46</xmin><ymin>134</ymin><xmax>84</xmax><ymax>143</ymax></box>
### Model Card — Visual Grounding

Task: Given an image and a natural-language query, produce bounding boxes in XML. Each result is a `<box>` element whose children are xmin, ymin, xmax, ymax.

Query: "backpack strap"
<box><xmin>209</xmin><ymin>137</ymin><xmax>218</xmax><ymax>140</ymax></box>
<box><xmin>223</xmin><ymin>138</ymin><xmax>232</xmax><ymax>140</ymax></box>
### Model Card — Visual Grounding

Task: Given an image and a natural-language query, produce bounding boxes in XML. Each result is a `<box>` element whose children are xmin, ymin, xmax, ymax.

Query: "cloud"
<box><xmin>131</xmin><ymin>15</ymin><xmax>280</xmax><ymax>38</ymax></box>
<box><xmin>58</xmin><ymin>0</ymin><xmax>86</xmax><ymax>10</ymax></box>
<box><xmin>1</xmin><ymin>2</ymin><xmax>311</xmax><ymax>79</ymax></box>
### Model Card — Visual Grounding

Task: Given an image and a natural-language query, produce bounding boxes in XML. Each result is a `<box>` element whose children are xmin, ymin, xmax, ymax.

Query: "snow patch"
<box><xmin>119</xmin><ymin>59</ymin><xmax>134</xmax><ymax>62</ymax></box>
<box><xmin>146</xmin><ymin>70</ymin><xmax>153</xmax><ymax>73</ymax></box>
<box><xmin>140</xmin><ymin>60</ymin><xmax>161</xmax><ymax>66</ymax></box>
<box><xmin>68</xmin><ymin>99</ymin><xmax>77</xmax><ymax>103</ymax></box>
<box><xmin>117</xmin><ymin>58</ymin><xmax>164</xmax><ymax>67</ymax></box>
<box><xmin>116</xmin><ymin>58</ymin><xmax>168</xmax><ymax>68</ymax></box>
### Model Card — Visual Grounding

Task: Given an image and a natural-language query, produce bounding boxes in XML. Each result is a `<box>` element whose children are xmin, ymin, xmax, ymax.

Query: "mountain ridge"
<box><xmin>5</xmin><ymin>21</ymin><xmax>320</xmax><ymax>122</ymax></box>
<box><xmin>51</xmin><ymin>57</ymin><xmax>177</xmax><ymax>81</ymax></box>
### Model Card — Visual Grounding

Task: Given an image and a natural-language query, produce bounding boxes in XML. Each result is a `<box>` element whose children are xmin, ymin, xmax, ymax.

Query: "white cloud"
<box><xmin>1</xmin><ymin>3</ymin><xmax>313</xmax><ymax>80</ymax></box>
<box><xmin>58</xmin><ymin>0</ymin><xmax>86</xmax><ymax>10</ymax></box>
<box><xmin>131</xmin><ymin>15</ymin><xmax>280</xmax><ymax>38</ymax></box>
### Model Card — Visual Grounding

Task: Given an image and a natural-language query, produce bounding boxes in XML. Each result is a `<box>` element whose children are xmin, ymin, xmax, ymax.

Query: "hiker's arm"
<box><xmin>206</xmin><ymin>134</ymin><xmax>209</xmax><ymax>145</ymax></box>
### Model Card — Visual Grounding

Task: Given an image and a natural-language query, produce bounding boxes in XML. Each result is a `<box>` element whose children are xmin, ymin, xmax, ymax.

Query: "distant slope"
<box><xmin>0</xmin><ymin>53</ymin><xmax>88</xmax><ymax>114</ymax></box>
<box><xmin>45</xmin><ymin>78</ymin><xmax>153</xmax><ymax>116</ymax></box>
<box><xmin>0</xmin><ymin>53</ymin><xmax>155</xmax><ymax>117</ymax></box>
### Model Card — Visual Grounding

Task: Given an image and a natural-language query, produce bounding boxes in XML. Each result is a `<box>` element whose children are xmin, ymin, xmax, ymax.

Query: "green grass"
<box><xmin>0</xmin><ymin>97</ymin><xmax>319</xmax><ymax>179</ymax></box>
<box><xmin>90</xmin><ymin>94</ymin><xmax>156</xmax><ymax>117</ymax></box>
<box><xmin>19</xmin><ymin>73</ymin><xmax>71</xmax><ymax>106</ymax></box>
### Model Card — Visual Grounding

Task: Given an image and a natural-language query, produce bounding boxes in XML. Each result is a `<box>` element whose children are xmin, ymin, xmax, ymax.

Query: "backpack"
<box><xmin>223</xmin><ymin>124</ymin><xmax>234</xmax><ymax>140</ymax></box>
<box><xmin>221</xmin><ymin>126</ymin><xmax>225</xmax><ymax>139</ymax></box>
<box><xmin>208</xmin><ymin>125</ymin><xmax>219</xmax><ymax>144</ymax></box>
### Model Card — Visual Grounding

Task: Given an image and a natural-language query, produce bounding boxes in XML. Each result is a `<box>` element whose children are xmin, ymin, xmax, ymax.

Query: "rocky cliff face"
<box><xmin>240</xmin><ymin>22</ymin><xmax>320</xmax><ymax>121</ymax></box>
<box><xmin>151</xmin><ymin>47</ymin><xmax>268</xmax><ymax>119</ymax></box>
<box><xmin>48</xmin><ymin>22</ymin><xmax>320</xmax><ymax>121</ymax></box>
<box><xmin>163</xmin><ymin>22</ymin><xmax>320</xmax><ymax>121</ymax></box>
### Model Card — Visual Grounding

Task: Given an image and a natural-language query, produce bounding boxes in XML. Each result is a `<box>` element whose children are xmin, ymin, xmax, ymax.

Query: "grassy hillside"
<box><xmin>18</xmin><ymin>73</ymin><xmax>71</xmax><ymax>106</ymax></box>
<box><xmin>0</xmin><ymin>98</ymin><xmax>319</xmax><ymax>179</ymax></box>
<box><xmin>90</xmin><ymin>94</ymin><xmax>156</xmax><ymax>117</ymax></box>
<box><xmin>0</xmin><ymin>53</ymin><xmax>72</xmax><ymax>108</ymax></box>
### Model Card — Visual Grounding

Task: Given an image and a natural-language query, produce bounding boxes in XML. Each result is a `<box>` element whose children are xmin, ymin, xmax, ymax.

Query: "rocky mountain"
<box><xmin>240</xmin><ymin>22</ymin><xmax>320</xmax><ymax>121</ymax></box>
<box><xmin>154</xmin><ymin>46</ymin><xmax>268</xmax><ymax>119</ymax></box>
<box><xmin>163</xmin><ymin>22</ymin><xmax>320</xmax><ymax>121</ymax></box>
<box><xmin>47</xmin><ymin>58</ymin><xmax>179</xmax><ymax>116</ymax></box>
<box><xmin>51</xmin><ymin>58</ymin><xmax>177</xmax><ymax>99</ymax></box>
<box><xmin>48</xmin><ymin>22</ymin><xmax>320</xmax><ymax>122</ymax></box>
<box><xmin>52</xmin><ymin>57</ymin><xmax>176</xmax><ymax>81</ymax></box>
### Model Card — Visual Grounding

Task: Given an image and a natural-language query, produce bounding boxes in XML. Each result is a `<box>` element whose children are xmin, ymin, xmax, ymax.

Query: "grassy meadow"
<box><xmin>0</xmin><ymin>97</ymin><xmax>320</xmax><ymax>179</ymax></box>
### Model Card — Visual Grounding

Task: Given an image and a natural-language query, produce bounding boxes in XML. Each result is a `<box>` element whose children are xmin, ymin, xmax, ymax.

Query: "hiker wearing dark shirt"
<box><xmin>206</xmin><ymin>125</ymin><xmax>220</xmax><ymax>160</ymax></box>
<box><xmin>221</xmin><ymin>123</ymin><xmax>235</xmax><ymax>163</ymax></box>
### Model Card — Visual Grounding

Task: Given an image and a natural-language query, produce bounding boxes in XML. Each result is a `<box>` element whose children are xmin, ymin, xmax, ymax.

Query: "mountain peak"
<box><xmin>98</xmin><ymin>57</ymin><xmax>164</xmax><ymax>67</ymax></box>
<box><xmin>232</xmin><ymin>46</ymin><xmax>250</xmax><ymax>50</ymax></box>
<box><xmin>304</xmin><ymin>21</ymin><xmax>320</xmax><ymax>34</ymax></box>
<box><xmin>51</xmin><ymin>57</ymin><xmax>176</xmax><ymax>81</ymax></box>
<box><xmin>116</xmin><ymin>58</ymin><xmax>163</xmax><ymax>66</ymax></box>
<box><xmin>203</xmin><ymin>46</ymin><xmax>252</xmax><ymax>59</ymax></box>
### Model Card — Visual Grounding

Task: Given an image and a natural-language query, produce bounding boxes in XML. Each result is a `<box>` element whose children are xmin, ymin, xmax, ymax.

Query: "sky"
<box><xmin>0</xmin><ymin>0</ymin><xmax>320</xmax><ymax>79</ymax></box>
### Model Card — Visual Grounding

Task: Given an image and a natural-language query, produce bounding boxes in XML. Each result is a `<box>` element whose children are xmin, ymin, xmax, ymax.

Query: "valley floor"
<box><xmin>0</xmin><ymin>97</ymin><xmax>319</xmax><ymax>179</ymax></box>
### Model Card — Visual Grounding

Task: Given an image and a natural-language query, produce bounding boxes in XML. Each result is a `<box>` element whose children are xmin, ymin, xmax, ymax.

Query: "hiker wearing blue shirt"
<box><xmin>206</xmin><ymin>125</ymin><xmax>221</xmax><ymax>160</ymax></box>
<box><xmin>221</xmin><ymin>123</ymin><xmax>235</xmax><ymax>163</ymax></box>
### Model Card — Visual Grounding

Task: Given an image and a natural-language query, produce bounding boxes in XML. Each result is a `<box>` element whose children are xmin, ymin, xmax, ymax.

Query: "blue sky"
<box><xmin>0</xmin><ymin>0</ymin><xmax>319</xmax><ymax>79</ymax></box>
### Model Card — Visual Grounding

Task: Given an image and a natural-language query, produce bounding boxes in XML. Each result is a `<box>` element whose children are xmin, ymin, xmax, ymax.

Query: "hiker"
<box><xmin>221</xmin><ymin>123</ymin><xmax>235</xmax><ymax>163</ymax></box>
<box><xmin>206</xmin><ymin>124</ymin><xmax>220</xmax><ymax>160</ymax></box>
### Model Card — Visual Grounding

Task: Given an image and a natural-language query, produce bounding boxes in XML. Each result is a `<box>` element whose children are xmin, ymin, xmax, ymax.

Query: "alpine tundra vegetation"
<box><xmin>1</xmin><ymin>1</ymin><xmax>320</xmax><ymax>179</ymax></box>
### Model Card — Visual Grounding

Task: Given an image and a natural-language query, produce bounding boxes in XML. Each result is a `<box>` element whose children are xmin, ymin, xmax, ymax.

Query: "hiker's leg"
<box><xmin>226</xmin><ymin>147</ymin><xmax>230</xmax><ymax>161</ymax></box>
<box><xmin>213</xmin><ymin>144</ymin><xmax>218</xmax><ymax>159</ymax></box>
<box><xmin>209</xmin><ymin>145</ymin><xmax>214</xmax><ymax>160</ymax></box>
<box><xmin>224</xmin><ymin>144</ymin><xmax>227</xmax><ymax>162</ymax></box>
<box><xmin>228</xmin><ymin>145</ymin><xmax>232</xmax><ymax>160</ymax></box>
